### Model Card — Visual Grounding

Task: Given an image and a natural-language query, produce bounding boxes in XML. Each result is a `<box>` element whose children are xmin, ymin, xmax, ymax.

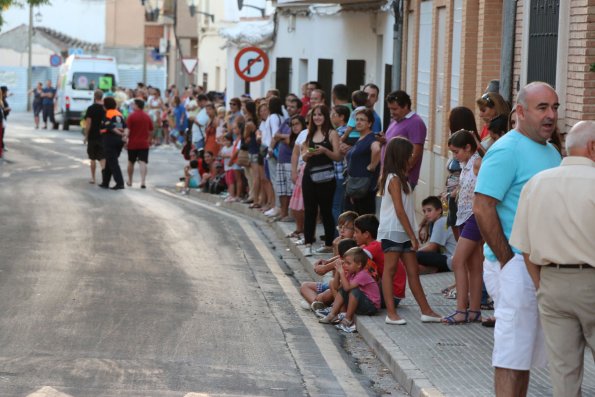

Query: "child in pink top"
<box><xmin>319</xmin><ymin>247</ymin><xmax>380</xmax><ymax>333</ymax></box>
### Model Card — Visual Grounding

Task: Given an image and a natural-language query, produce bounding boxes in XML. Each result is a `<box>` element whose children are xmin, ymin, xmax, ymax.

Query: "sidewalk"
<box><xmin>178</xmin><ymin>190</ymin><xmax>595</xmax><ymax>397</ymax></box>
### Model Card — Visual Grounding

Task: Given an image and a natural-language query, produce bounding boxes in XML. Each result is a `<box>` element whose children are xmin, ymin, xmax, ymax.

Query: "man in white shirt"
<box><xmin>510</xmin><ymin>120</ymin><xmax>595</xmax><ymax>397</ymax></box>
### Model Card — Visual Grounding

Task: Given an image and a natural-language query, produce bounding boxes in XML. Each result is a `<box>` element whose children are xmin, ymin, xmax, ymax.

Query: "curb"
<box><xmin>171</xmin><ymin>189</ymin><xmax>444</xmax><ymax>397</ymax></box>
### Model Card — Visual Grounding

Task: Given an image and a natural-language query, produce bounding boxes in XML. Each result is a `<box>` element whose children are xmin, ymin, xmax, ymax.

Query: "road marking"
<box><xmin>32</xmin><ymin>138</ymin><xmax>55</xmax><ymax>144</ymax></box>
<box><xmin>65</xmin><ymin>139</ymin><xmax>84</xmax><ymax>145</ymax></box>
<box><xmin>2</xmin><ymin>172</ymin><xmax>10</xmax><ymax>178</ymax></box>
<box><xmin>26</xmin><ymin>386</ymin><xmax>73</xmax><ymax>397</ymax></box>
<box><xmin>4</xmin><ymin>138</ymin><xmax>20</xmax><ymax>143</ymax></box>
<box><xmin>157</xmin><ymin>188</ymin><xmax>370</xmax><ymax>397</ymax></box>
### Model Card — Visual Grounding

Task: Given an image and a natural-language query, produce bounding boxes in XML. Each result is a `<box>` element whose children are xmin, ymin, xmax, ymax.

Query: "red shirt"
<box><xmin>127</xmin><ymin>110</ymin><xmax>153</xmax><ymax>150</ymax></box>
<box><xmin>364</xmin><ymin>240</ymin><xmax>406</xmax><ymax>299</ymax></box>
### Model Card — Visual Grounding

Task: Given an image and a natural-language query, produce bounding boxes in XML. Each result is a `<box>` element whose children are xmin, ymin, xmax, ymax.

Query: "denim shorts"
<box><xmin>381</xmin><ymin>239</ymin><xmax>413</xmax><ymax>253</ymax></box>
<box><xmin>316</xmin><ymin>281</ymin><xmax>329</xmax><ymax>294</ymax></box>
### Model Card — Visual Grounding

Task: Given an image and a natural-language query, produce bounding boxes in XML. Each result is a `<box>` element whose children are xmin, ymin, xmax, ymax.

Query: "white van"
<box><xmin>54</xmin><ymin>54</ymin><xmax>119</xmax><ymax>130</ymax></box>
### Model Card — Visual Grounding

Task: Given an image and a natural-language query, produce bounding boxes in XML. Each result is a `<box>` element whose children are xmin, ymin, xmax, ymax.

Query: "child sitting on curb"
<box><xmin>299</xmin><ymin>211</ymin><xmax>358</xmax><ymax>310</ymax></box>
<box><xmin>353</xmin><ymin>214</ymin><xmax>406</xmax><ymax>309</ymax></box>
<box><xmin>319</xmin><ymin>247</ymin><xmax>381</xmax><ymax>333</ymax></box>
<box><xmin>416</xmin><ymin>196</ymin><xmax>457</xmax><ymax>274</ymax></box>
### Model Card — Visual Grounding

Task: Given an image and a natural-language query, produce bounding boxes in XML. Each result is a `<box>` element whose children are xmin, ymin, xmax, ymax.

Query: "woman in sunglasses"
<box><xmin>475</xmin><ymin>92</ymin><xmax>510</xmax><ymax>149</ymax></box>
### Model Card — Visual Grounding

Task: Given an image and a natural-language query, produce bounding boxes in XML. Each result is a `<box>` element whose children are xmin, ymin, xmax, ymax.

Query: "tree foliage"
<box><xmin>0</xmin><ymin>0</ymin><xmax>51</xmax><ymax>29</ymax></box>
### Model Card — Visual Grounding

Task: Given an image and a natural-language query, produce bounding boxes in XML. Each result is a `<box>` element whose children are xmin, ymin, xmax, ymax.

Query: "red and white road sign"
<box><xmin>182</xmin><ymin>58</ymin><xmax>198</xmax><ymax>75</ymax></box>
<box><xmin>234</xmin><ymin>47</ymin><xmax>269</xmax><ymax>82</ymax></box>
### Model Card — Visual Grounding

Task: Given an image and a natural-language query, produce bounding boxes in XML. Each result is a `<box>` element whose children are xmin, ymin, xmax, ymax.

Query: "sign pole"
<box><xmin>27</xmin><ymin>4</ymin><xmax>33</xmax><ymax>112</ymax></box>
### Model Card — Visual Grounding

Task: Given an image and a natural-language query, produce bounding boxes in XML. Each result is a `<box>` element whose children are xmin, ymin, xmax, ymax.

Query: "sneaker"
<box><xmin>304</xmin><ymin>245</ymin><xmax>313</xmax><ymax>257</ymax></box>
<box><xmin>315</xmin><ymin>307</ymin><xmax>331</xmax><ymax>318</ymax></box>
<box><xmin>310</xmin><ymin>301</ymin><xmax>326</xmax><ymax>311</ymax></box>
<box><xmin>319</xmin><ymin>314</ymin><xmax>335</xmax><ymax>324</ymax></box>
<box><xmin>264</xmin><ymin>207</ymin><xmax>279</xmax><ymax>217</ymax></box>
<box><xmin>315</xmin><ymin>245</ymin><xmax>333</xmax><ymax>254</ymax></box>
<box><xmin>299</xmin><ymin>300</ymin><xmax>311</xmax><ymax>310</ymax></box>
<box><xmin>335</xmin><ymin>318</ymin><xmax>357</xmax><ymax>333</ymax></box>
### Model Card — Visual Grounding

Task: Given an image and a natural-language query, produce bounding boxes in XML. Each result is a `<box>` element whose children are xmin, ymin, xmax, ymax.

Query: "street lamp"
<box><xmin>237</xmin><ymin>0</ymin><xmax>266</xmax><ymax>17</ymax></box>
<box><xmin>189</xmin><ymin>6</ymin><xmax>215</xmax><ymax>22</ymax></box>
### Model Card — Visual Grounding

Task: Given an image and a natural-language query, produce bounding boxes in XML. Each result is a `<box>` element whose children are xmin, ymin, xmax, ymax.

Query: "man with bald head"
<box><xmin>510</xmin><ymin>120</ymin><xmax>595</xmax><ymax>397</ymax></box>
<box><xmin>473</xmin><ymin>82</ymin><xmax>562</xmax><ymax>396</ymax></box>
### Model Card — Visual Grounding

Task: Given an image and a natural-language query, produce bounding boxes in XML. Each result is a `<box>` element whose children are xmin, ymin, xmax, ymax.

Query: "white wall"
<box><xmin>268</xmin><ymin>9</ymin><xmax>394</xmax><ymax>116</ymax></box>
<box><xmin>0</xmin><ymin>45</ymin><xmax>53</xmax><ymax>67</ymax></box>
<box><xmin>0</xmin><ymin>0</ymin><xmax>106</xmax><ymax>44</ymax></box>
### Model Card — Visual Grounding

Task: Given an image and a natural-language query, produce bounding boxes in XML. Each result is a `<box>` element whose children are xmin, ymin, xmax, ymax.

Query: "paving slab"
<box><xmin>177</xmin><ymin>190</ymin><xmax>595</xmax><ymax>397</ymax></box>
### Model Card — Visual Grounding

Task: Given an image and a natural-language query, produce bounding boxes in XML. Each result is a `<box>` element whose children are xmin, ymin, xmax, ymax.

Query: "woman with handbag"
<box><xmin>344</xmin><ymin>108</ymin><xmax>381</xmax><ymax>215</ymax></box>
<box><xmin>301</xmin><ymin>105</ymin><xmax>342</xmax><ymax>256</ymax></box>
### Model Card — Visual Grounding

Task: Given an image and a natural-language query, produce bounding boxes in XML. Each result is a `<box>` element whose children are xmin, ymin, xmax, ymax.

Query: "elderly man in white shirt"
<box><xmin>510</xmin><ymin>120</ymin><xmax>595</xmax><ymax>397</ymax></box>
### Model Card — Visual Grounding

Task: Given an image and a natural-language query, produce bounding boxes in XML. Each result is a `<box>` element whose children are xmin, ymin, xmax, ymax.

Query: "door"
<box><xmin>527</xmin><ymin>0</ymin><xmax>559</xmax><ymax>87</ymax></box>
<box><xmin>346</xmin><ymin>60</ymin><xmax>366</xmax><ymax>95</ymax></box>
<box><xmin>317</xmin><ymin>59</ymin><xmax>333</xmax><ymax>99</ymax></box>
<box><xmin>276</xmin><ymin>58</ymin><xmax>292</xmax><ymax>100</ymax></box>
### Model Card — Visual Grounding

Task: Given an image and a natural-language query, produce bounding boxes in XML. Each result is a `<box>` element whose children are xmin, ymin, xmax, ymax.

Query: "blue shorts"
<box><xmin>189</xmin><ymin>177</ymin><xmax>199</xmax><ymax>188</ymax></box>
<box><xmin>381</xmin><ymin>239</ymin><xmax>414</xmax><ymax>253</ymax></box>
<box><xmin>316</xmin><ymin>281</ymin><xmax>329</xmax><ymax>294</ymax></box>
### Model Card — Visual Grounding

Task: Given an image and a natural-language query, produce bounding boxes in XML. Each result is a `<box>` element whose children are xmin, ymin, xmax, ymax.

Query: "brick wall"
<box><xmin>565</xmin><ymin>0</ymin><xmax>595</xmax><ymax>130</ymax></box>
<box><xmin>476</xmin><ymin>0</ymin><xmax>503</xmax><ymax>97</ymax></box>
<box><xmin>458</xmin><ymin>0</ymin><xmax>479</xmax><ymax>110</ymax></box>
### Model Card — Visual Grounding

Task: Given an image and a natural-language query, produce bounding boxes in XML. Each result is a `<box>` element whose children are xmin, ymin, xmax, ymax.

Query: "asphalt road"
<box><xmin>0</xmin><ymin>114</ymin><xmax>406</xmax><ymax>397</ymax></box>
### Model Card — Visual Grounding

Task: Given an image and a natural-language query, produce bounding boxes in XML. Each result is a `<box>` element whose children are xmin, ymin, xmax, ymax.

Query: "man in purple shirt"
<box><xmin>382</xmin><ymin>90</ymin><xmax>427</xmax><ymax>189</ymax></box>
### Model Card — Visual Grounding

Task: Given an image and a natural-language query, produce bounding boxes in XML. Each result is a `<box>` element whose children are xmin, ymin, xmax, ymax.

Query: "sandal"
<box><xmin>249</xmin><ymin>203</ymin><xmax>261</xmax><ymax>209</ymax></box>
<box><xmin>467</xmin><ymin>310</ymin><xmax>482</xmax><ymax>323</ymax></box>
<box><xmin>441</xmin><ymin>310</ymin><xmax>468</xmax><ymax>325</ymax></box>
<box><xmin>482</xmin><ymin>316</ymin><xmax>496</xmax><ymax>328</ymax></box>
<box><xmin>445</xmin><ymin>288</ymin><xmax>457</xmax><ymax>299</ymax></box>
<box><xmin>286</xmin><ymin>230</ymin><xmax>302</xmax><ymax>238</ymax></box>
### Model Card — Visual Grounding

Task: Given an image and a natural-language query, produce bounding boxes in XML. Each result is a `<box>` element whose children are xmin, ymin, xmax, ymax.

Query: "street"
<box><xmin>0</xmin><ymin>114</ymin><xmax>406</xmax><ymax>397</ymax></box>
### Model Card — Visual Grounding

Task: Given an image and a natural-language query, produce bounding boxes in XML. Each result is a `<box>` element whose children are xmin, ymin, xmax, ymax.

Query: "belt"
<box><xmin>545</xmin><ymin>263</ymin><xmax>592</xmax><ymax>269</ymax></box>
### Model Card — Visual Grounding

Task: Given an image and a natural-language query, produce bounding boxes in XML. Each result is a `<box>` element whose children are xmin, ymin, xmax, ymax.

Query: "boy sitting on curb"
<box><xmin>353</xmin><ymin>214</ymin><xmax>406</xmax><ymax>308</ymax></box>
<box><xmin>299</xmin><ymin>211</ymin><xmax>358</xmax><ymax>310</ymax></box>
<box><xmin>319</xmin><ymin>247</ymin><xmax>381</xmax><ymax>333</ymax></box>
<box><xmin>416</xmin><ymin>196</ymin><xmax>457</xmax><ymax>274</ymax></box>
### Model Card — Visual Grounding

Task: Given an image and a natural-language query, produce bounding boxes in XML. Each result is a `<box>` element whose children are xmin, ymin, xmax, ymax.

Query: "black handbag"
<box><xmin>309</xmin><ymin>164</ymin><xmax>335</xmax><ymax>184</ymax></box>
<box><xmin>345</xmin><ymin>176</ymin><xmax>372</xmax><ymax>199</ymax></box>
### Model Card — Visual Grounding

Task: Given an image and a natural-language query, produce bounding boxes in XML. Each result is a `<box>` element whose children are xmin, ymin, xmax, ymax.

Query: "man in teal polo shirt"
<box><xmin>473</xmin><ymin>81</ymin><xmax>561</xmax><ymax>397</ymax></box>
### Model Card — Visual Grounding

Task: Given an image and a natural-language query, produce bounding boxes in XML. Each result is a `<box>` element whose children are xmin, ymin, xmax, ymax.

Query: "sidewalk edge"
<box><xmin>169</xmin><ymin>190</ymin><xmax>445</xmax><ymax>397</ymax></box>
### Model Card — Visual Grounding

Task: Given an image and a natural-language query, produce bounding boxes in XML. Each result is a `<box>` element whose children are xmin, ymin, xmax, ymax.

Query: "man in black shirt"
<box><xmin>84</xmin><ymin>90</ymin><xmax>106</xmax><ymax>184</ymax></box>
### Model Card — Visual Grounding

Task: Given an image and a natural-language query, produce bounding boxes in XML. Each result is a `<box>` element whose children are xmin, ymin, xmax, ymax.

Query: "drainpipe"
<box><xmin>391</xmin><ymin>0</ymin><xmax>404</xmax><ymax>91</ymax></box>
<box><xmin>500</xmin><ymin>0</ymin><xmax>516</xmax><ymax>103</ymax></box>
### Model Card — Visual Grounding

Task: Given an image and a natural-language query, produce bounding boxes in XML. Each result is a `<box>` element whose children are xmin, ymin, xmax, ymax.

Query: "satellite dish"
<box><xmin>237</xmin><ymin>0</ymin><xmax>243</xmax><ymax>10</ymax></box>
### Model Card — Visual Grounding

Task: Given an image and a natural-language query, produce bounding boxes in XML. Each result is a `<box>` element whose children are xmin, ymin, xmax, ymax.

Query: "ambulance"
<box><xmin>55</xmin><ymin>54</ymin><xmax>119</xmax><ymax>130</ymax></box>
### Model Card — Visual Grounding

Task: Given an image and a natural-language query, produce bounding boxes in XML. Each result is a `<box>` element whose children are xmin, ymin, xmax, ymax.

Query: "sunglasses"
<box><xmin>481</xmin><ymin>93</ymin><xmax>494</xmax><ymax>107</ymax></box>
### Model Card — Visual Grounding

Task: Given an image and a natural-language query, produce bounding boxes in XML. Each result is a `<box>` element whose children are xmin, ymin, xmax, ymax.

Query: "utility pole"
<box><xmin>27</xmin><ymin>3</ymin><xmax>33</xmax><ymax>112</ymax></box>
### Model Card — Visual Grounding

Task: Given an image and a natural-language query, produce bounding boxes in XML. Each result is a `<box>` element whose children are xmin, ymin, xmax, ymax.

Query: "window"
<box><xmin>346</xmin><ymin>60</ymin><xmax>366</xmax><ymax>95</ymax></box>
<box><xmin>317</xmin><ymin>59</ymin><xmax>333</xmax><ymax>99</ymax></box>
<box><xmin>72</xmin><ymin>73</ymin><xmax>116</xmax><ymax>91</ymax></box>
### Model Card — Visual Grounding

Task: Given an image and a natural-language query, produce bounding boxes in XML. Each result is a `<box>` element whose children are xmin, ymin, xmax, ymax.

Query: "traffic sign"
<box><xmin>49</xmin><ymin>54</ymin><xmax>62</xmax><ymax>67</ymax></box>
<box><xmin>234</xmin><ymin>47</ymin><xmax>269</xmax><ymax>82</ymax></box>
<box><xmin>182</xmin><ymin>58</ymin><xmax>198</xmax><ymax>74</ymax></box>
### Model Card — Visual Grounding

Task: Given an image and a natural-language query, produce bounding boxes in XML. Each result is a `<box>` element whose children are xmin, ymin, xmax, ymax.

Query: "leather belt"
<box><xmin>545</xmin><ymin>263</ymin><xmax>591</xmax><ymax>269</ymax></box>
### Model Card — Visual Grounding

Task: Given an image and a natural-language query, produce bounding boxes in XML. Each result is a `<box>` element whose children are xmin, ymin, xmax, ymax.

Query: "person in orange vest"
<box><xmin>99</xmin><ymin>97</ymin><xmax>126</xmax><ymax>190</ymax></box>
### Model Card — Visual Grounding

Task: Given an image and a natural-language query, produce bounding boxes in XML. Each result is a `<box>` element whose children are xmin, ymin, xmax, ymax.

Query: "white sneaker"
<box><xmin>299</xmin><ymin>300</ymin><xmax>311</xmax><ymax>310</ymax></box>
<box><xmin>304</xmin><ymin>245</ymin><xmax>313</xmax><ymax>257</ymax></box>
<box><xmin>264</xmin><ymin>207</ymin><xmax>279</xmax><ymax>217</ymax></box>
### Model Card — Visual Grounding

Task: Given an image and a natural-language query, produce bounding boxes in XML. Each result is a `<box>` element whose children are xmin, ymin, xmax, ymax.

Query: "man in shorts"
<box><xmin>84</xmin><ymin>90</ymin><xmax>106</xmax><ymax>184</ymax></box>
<box><xmin>125</xmin><ymin>99</ymin><xmax>153</xmax><ymax>188</ymax></box>
<box><xmin>473</xmin><ymin>82</ymin><xmax>562</xmax><ymax>396</ymax></box>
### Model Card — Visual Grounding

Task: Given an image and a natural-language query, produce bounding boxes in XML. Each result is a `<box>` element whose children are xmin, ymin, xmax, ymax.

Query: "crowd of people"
<box><xmin>174</xmin><ymin>80</ymin><xmax>592</xmax><ymax>397</ymax></box>
<box><xmin>8</xmin><ymin>76</ymin><xmax>593</xmax><ymax>397</ymax></box>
